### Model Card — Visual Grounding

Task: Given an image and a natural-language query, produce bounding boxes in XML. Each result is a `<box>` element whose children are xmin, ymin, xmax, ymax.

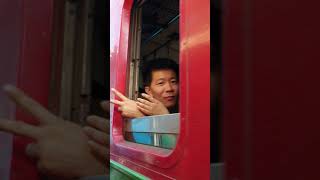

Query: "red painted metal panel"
<box><xmin>0</xmin><ymin>1</ymin><xmax>54</xmax><ymax>180</ymax></box>
<box><xmin>178</xmin><ymin>0</ymin><xmax>211</xmax><ymax>179</ymax></box>
<box><xmin>0</xmin><ymin>1</ymin><xmax>23</xmax><ymax>179</ymax></box>
<box><xmin>110</xmin><ymin>0</ymin><xmax>210</xmax><ymax>178</ymax></box>
<box><xmin>224</xmin><ymin>0</ymin><xmax>320</xmax><ymax>179</ymax></box>
<box><xmin>251</xmin><ymin>1</ymin><xmax>320</xmax><ymax>179</ymax></box>
<box><xmin>223</xmin><ymin>0</ymin><xmax>247</xmax><ymax>179</ymax></box>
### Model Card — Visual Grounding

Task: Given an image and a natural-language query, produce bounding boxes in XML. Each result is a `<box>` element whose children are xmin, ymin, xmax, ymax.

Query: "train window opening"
<box><xmin>49</xmin><ymin>0</ymin><xmax>108</xmax><ymax>125</ymax></box>
<box><xmin>124</xmin><ymin>0</ymin><xmax>180</xmax><ymax>149</ymax></box>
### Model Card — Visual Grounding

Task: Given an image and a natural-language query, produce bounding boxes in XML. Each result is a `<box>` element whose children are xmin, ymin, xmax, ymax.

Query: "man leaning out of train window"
<box><xmin>111</xmin><ymin>58</ymin><xmax>179</xmax><ymax>118</ymax></box>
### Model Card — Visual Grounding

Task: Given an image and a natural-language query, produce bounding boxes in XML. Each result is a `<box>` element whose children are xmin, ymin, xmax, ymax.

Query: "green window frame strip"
<box><xmin>110</xmin><ymin>160</ymin><xmax>150</xmax><ymax>180</ymax></box>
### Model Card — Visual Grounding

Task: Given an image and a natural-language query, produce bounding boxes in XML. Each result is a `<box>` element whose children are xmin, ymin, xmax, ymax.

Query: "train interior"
<box><xmin>123</xmin><ymin>0</ymin><xmax>180</xmax><ymax>150</ymax></box>
<box><xmin>49</xmin><ymin>0</ymin><xmax>108</xmax><ymax>125</ymax></box>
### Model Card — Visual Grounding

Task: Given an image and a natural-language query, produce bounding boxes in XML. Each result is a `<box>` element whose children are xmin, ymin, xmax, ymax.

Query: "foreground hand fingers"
<box><xmin>86</xmin><ymin>115</ymin><xmax>109</xmax><ymax>133</ymax></box>
<box><xmin>83</xmin><ymin>126</ymin><xmax>109</xmax><ymax>145</ymax></box>
<box><xmin>0</xmin><ymin>119</ymin><xmax>41</xmax><ymax>139</ymax></box>
<box><xmin>100</xmin><ymin>101</ymin><xmax>110</xmax><ymax>114</ymax></box>
<box><xmin>26</xmin><ymin>143</ymin><xmax>40</xmax><ymax>159</ymax></box>
<box><xmin>3</xmin><ymin>85</ymin><xmax>56</xmax><ymax>124</ymax></box>
<box><xmin>111</xmin><ymin>88</ymin><xmax>127</xmax><ymax>101</ymax></box>
<box><xmin>88</xmin><ymin>140</ymin><xmax>109</xmax><ymax>161</ymax></box>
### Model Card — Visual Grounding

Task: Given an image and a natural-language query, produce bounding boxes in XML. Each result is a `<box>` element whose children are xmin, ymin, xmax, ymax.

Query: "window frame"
<box><xmin>110</xmin><ymin>0</ymin><xmax>185</xmax><ymax>168</ymax></box>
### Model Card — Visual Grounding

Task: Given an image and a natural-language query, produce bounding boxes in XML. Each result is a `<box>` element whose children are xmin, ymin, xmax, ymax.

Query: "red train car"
<box><xmin>2</xmin><ymin>0</ymin><xmax>320</xmax><ymax>179</ymax></box>
<box><xmin>110</xmin><ymin>0</ymin><xmax>210</xmax><ymax>179</ymax></box>
<box><xmin>223</xmin><ymin>0</ymin><xmax>320</xmax><ymax>179</ymax></box>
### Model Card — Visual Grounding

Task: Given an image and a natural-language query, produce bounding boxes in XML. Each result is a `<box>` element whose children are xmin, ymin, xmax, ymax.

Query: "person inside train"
<box><xmin>111</xmin><ymin>58</ymin><xmax>179</xmax><ymax>118</ymax></box>
<box><xmin>0</xmin><ymin>85</ymin><xmax>109</xmax><ymax>180</ymax></box>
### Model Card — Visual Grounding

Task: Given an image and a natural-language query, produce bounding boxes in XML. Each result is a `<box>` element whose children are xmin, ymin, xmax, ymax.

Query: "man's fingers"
<box><xmin>26</xmin><ymin>143</ymin><xmax>40</xmax><ymax>159</ymax></box>
<box><xmin>110</xmin><ymin>99</ymin><xmax>124</xmax><ymax>106</ymax></box>
<box><xmin>137</xmin><ymin>105</ymin><xmax>151</xmax><ymax>115</ymax></box>
<box><xmin>86</xmin><ymin>115</ymin><xmax>109</xmax><ymax>133</ymax></box>
<box><xmin>141</xmin><ymin>93</ymin><xmax>156</xmax><ymax>103</ymax></box>
<box><xmin>0</xmin><ymin>119</ymin><xmax>41</xmax><ymax>139</ymax></box>
<box><xmin>88</xmin><ymin>140</ymin><xmax>109</xmax><ymax>161</ymax></box>
<box><xmin>3</xmin><ymin>85</ymin><xmax>56</xmax><ymax>125</ymax></box>
<box><xmin>136</xmin><ymin>101</ymin><xmax>151</xmax><ymax>110</ymax></box>
<box><xmin>83</xmin><ymin>126</ymin><xmax>109</xmax><ymax>145</ymax></box>
<box><xmin>111</xmin><ymin>88</ymin><xmax>127</xmax><ymax>101</ymax></box>
<box><xmin>118</xmin><ymin>107</ymin><xmax>122</xmax><ymax>112</ymax></box>
<box><xmin>137</xmin><ymin>98</ymin><xmax>153</xmax><ymax>107</ymax></box>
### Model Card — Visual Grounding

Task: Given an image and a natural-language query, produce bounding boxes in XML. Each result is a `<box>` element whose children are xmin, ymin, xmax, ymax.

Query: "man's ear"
<box><xmin>145</xmin><ymin>86</ymin><xmax>152</xmax><ymax>95</ymax></box>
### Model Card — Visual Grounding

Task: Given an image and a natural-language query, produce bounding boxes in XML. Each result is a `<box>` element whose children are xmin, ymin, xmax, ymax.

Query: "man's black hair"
<box><xmin>142</xmin><ymin>58</ymin><xmax>179</xmax><ymax>87</ymax></box>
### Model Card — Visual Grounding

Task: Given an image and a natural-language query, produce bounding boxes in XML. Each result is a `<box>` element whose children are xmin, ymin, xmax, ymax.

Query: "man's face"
<box><xmin>145</xmin><ymin>69</ymin><xmax>179</xmax><ymax>108</ymax></box>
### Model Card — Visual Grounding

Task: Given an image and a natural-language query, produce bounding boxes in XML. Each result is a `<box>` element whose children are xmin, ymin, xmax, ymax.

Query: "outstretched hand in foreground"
<box><xmin>0</xmin><ymin>85</ymin><xmax>107</xmax><ymax>179</ymax></box>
